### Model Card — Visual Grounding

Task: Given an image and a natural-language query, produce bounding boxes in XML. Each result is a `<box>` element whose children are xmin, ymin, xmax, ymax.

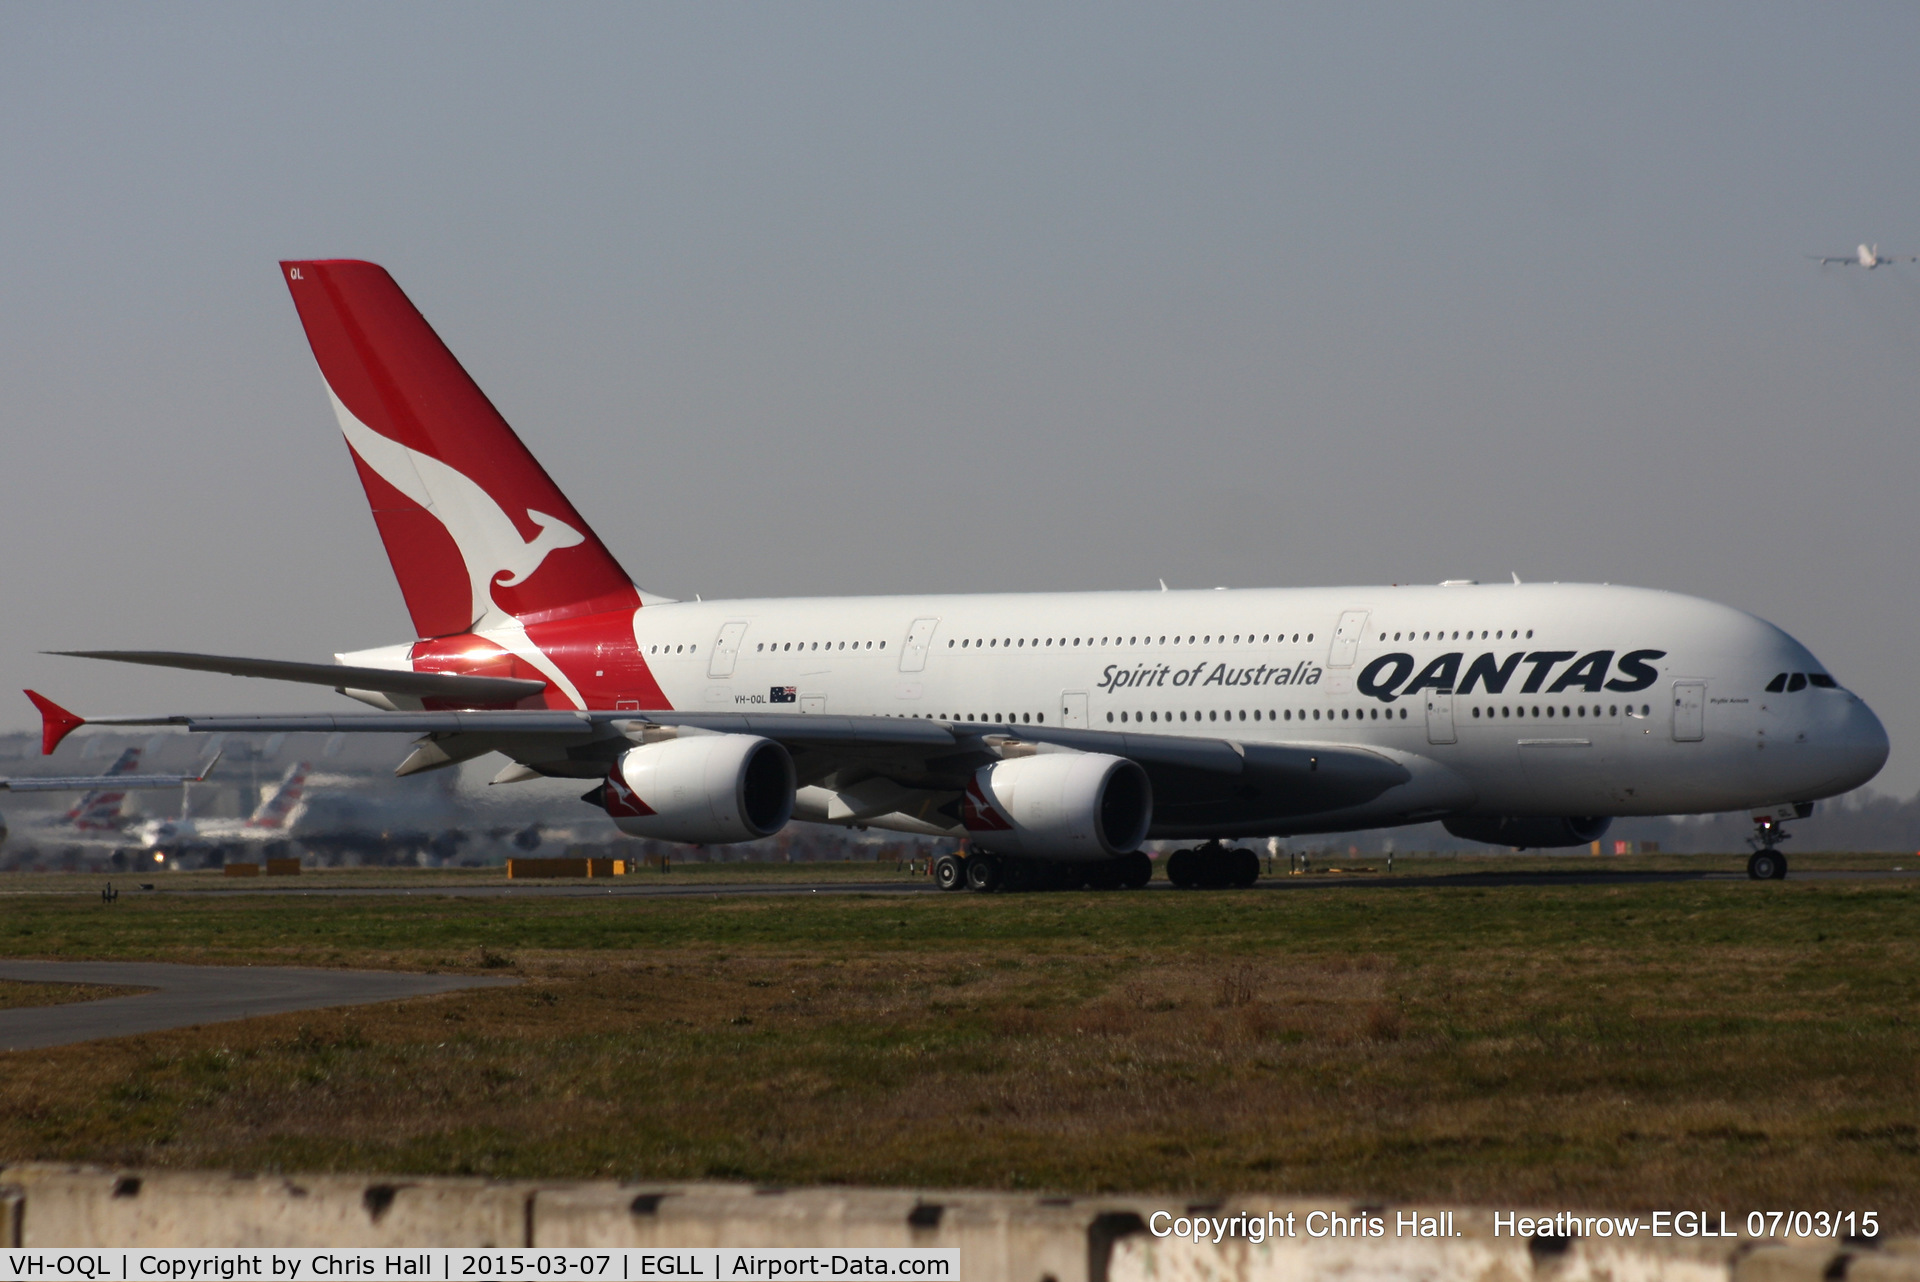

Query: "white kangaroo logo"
<box><xmin>328</xmin><ymin>389</ymin><xmax>585</xmax><ymax>631</ymax></box>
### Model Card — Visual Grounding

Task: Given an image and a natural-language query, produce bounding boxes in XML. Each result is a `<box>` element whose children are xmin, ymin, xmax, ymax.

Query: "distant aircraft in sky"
<box><xmin>1808</xmin><ymin>244</ymin><xmax>1916</xmax><ymax>269</ymax></box>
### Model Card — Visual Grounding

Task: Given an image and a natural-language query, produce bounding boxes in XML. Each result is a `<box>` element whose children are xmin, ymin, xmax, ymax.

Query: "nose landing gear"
<box><xmin>1745</xmin><ymin>805</ymin><xmax>1805</xmax><ymax>881</ymax></box>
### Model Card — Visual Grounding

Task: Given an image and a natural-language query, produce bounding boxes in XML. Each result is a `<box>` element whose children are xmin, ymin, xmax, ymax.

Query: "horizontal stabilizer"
<box><xmin>50</xmin><ymin>650</ymin><xmax>546</xmax><ymax>704</ymax></box>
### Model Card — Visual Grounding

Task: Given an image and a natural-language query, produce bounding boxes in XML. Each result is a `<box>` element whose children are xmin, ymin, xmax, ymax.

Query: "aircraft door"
<box><xmin>709</xmin><ymin>621</ymin><xmax>749</xmax><ymax>679</ymax></box>
<box><xmin>900</xmin><ymin>617</ymin><xmax>939</xmax><ymax>673</ymax></box>
<box><xmin>1425</xmin><ymin>691</ymin><xmax>1457</xmax><ymax>745</ymax></box>
<box><xmin>1060</xmin><ymin>691</ymin><xmax>1088</xmax><ymax>729</ymax></box>
<box><xmin>1329</xmin><ymin>611</ymin><xmax>1369</xmax><ymax>668</ymax></box>
<box><xmin>1671</xmin><ymin>681</ymin><xmax>1706</xmax><ymax>741</ymax></box>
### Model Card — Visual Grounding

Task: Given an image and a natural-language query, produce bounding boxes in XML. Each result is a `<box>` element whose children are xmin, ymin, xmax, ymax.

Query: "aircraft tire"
<box><xmin>1166</xmin><ymin>848</ymin><xmax>1197</xmax><ymax>888</ymax></box>
<box><xmin>1121</xmin><ymin>851</ymin><xmax>1153</xmax><ymax>888</ymax></box>
<box><xmin>965</xmin><ymin>854</ymin><xmax>1001</xmax><ymax>893</ymax></box>
<box><xmin>1771</xmin><ymin>852</ymin><xmax>1789</xmax><ymax>880</ymax></box>
<box><xmin>1230</xmin><ymin>846</ymin><xmax>1260</xmax><ymax>887</ymax></box>
<box><xmin>933</xmin><ymin>853</ymin><xmax>967</xmax><ymax>891</ymax></box>
<box><xmin>1196</xmin><ymin>844</ymin><xmax>1233</xmax><ymax>889</ymax></box>
<box><xmin>1747</xmin><ymin>851</ymin><xmax>1781</xmax><ymax>881</ymax></box>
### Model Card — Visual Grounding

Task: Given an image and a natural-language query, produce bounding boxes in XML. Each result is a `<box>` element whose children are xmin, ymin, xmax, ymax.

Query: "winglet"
<box><xmin>25</xmin><ymin>690</ymin><xmax>84</xmax><ymax>756</ymax></box>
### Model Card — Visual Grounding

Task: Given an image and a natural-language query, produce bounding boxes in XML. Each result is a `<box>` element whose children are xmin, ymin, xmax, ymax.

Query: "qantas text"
<box><xmin>1356</xmin><ymin>649</ymin><xmax>1666</xmax><ymax>704</ymax></box>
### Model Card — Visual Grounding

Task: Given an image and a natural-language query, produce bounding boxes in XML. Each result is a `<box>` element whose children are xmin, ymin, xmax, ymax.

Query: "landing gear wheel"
<box><xmin>1121</xmin><ymin>851</ymin><xmax>1153</xmax><ymax>888</ymax></box>
<box><xmin>1195</xmin><ymin>842</ymin><xmax>1233</xmax><ymax>889</ymax></box>
<box><xmin>1084</xmin><ymin>860</ymin><xmax>1124</xmax><ymax>890</ymax></box>
<box><xmin>1747</xmin><ymin>850</ymin><xmax>1782</xmax><ymax>881</ymax></box>
<box><xmin>1166</xmin><ymin>848</ymin><xmax>1197</xmax><ymax>888</ymax></box>
<box><xmin>1771</xmin><ymin>852</ymin><xmax>1788</xmax><ymax>880</ymax></box>
<box><xmin>965</xmin><ymin>855</ymin><xmax>1001</xmax><ymax>893</ymax></box>
<box><xmin>1230</xmin><ymin>847</ymin><xmax>1260</xmax><ymax>887</ymax></box>
<box><xmin>933</xmin><ymin>853</ymin><xmax>966</xmax><ymax>891</ymax></box>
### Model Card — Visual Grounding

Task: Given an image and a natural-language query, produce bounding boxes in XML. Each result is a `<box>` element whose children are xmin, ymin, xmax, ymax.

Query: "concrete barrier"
<box><xmin>0</xmin><ymin>1165</ymin><xmax>531</xmax><ymax>1248</ymax></box>
<box><xmin>1</xmin><ymin>1165</ymin><xmax>1915</xmax><ymax>1282</ymax></box>
<box><xmin>1105</xmin><ymin>1196</ymin><xmax>1920</xmax><ymax>1282</ymax></box>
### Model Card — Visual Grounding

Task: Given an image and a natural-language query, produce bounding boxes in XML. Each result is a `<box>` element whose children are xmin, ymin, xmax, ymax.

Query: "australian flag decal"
<box><xmin>770</xmin><ymin>686</ymin><xmax>798</xmax><ymax>704</ymax></box>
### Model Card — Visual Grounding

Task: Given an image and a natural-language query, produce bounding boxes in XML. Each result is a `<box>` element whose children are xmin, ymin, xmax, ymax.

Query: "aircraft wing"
<box><xmin>52</xmin><ymin>651</ymin><xmax>547</xmax><ymax>704</ymax></box>
<box><xmin>0</xmin><ymin>749</ymin><xmax>221</xmax><ymax>792</ymax></box>
<box><xmin>26</xmin><ymin>694</ymin><xmax>1411</xmax><ymax>825</ymax></box>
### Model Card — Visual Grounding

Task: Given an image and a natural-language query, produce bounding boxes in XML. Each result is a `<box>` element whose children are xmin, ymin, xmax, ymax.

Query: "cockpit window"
<box><xmin>1809</xmin><ymin>673</ymin><xmax>1837</xmax><ymax>689</ymax></box>
<box><xmin>1787</xmin><ymin>673</ymin><xmax>1808</xmax><ymax>693</ymax></box>
<box><xmin>1765</xmin><ymin>673</ymin><xmax>1788</xmax><ymax>693</ymax></box>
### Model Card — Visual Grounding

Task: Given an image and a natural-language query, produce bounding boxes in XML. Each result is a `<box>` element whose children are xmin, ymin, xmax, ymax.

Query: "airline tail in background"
<box><xmin>280</xmin><ymin>260</ymin><xmax>644</xmax><ymax>638</ymax></box>
<box><xmin>246</xmin><ymin>762</ymin><xmax>312</xmax><ymax>831</ymax></box>
<box><xmin>63</xmin><ymin>747</ymin><xmax>141</xmax><ymax>831</ymax></box>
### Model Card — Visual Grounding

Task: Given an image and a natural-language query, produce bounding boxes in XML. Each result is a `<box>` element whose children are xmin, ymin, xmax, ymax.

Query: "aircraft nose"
<box><xmin>1815</xmin><ymin>697</ymin><xmax>1889</xmax><ymax>796</ymax></box>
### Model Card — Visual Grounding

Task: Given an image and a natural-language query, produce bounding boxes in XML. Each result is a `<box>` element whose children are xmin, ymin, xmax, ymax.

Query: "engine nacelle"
<box><xmin>593</xmin><ymin>734</ymin><xmax>795</xmax><ymax>845</ymax></box>
<box><xmin>1443</xmin><ymin>814</ymin><xmax>1612</xmax><ymax>849</ymax></box>
<box><xmin>963</xmin><ymin>752</ymin><xmax>1152</xmax><ymax>860</ymax></box>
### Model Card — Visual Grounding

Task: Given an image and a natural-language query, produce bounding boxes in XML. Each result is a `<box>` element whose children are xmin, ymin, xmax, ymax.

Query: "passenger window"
<box><xmin>1107</xmin><ymin>712</ymin><xmax>1114</xmax><ymax>723</ymax></box>
<box><xmin>1765</xmin><ymin>673</ymin><xmax>1787</xmax><ymax>693</ymax></box>
<box><xmin>1787</xmin><ymin>673</ymin><xmax>1808</xmax><ymax>692</ymax></box>
<box><xmin>1313</xmin><ymin>710</ymin><xmax>1321</xmax><ymax>720</ymax></box>
<box><xmin>1472</xmin><ymin>707</ymin><xmax>1481</xmax><ymax>718</ymax></box>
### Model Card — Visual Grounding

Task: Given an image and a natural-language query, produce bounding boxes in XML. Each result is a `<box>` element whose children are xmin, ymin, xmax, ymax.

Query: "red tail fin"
<box><xmin>280</xmin><ymin>260</ymin><xmax>640</xmax><ymax>638</ymax></box>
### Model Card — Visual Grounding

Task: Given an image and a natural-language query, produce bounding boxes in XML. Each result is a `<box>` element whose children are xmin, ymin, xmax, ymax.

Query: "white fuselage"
<box><xmin>588</xmin><ymin>581</ymin><xmax>1884</xmax><ymax>837</ymax></box>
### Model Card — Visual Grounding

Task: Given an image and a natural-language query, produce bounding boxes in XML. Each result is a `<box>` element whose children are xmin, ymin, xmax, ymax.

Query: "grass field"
<box><xmin>0</xmin><ymin>978</ymin><xmax>148</xmax><ymax>1009</ymax></box>
<box><xmin>1</xmin><ymin>861</ymin><xmax>1916</xmax><ymax>1227</ymax></box>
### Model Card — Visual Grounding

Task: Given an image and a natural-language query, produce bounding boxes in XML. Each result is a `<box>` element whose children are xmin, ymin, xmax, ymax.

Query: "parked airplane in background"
<box><xmin>1809</xmin><ymin>244</ymin><xmax>1916</xmax><ymax>269</ymax></box>
<box><xmin>0</xmin><ymin>744</ymin><xmax>219</xmax><ymax>851</ymax></box>
<box><xmin>136</xmin><ymin>762</ymin><xmax>311</xmax><ymax>864</ymax></box>
<box><xmin>60</xmin><ymin>746</ymin><xmax>143</xmax><ymax>832</ymax></box>
<box><xmin>29</xmin><ymin>260</ymin><xmax>1889</xmax><ymax>887</ymax></box>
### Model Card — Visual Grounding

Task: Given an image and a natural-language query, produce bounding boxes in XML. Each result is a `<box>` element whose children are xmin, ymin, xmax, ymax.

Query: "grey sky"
<box><xmin>7</xmin><ymin>4</ymin><xmax>1920</xmax><ymax>795</ymax></box>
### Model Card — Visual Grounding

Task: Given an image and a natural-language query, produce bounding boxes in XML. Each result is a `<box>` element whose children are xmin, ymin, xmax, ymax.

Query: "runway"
<box><xmin>0</xmin><ymin>960</ymin><xmax>518</xmax><ymax>1052</ymax></box>
<box><xmin>62</xmin><ymin>866</ymin><xmax>1920</xmax><ymax>901</ymax></box>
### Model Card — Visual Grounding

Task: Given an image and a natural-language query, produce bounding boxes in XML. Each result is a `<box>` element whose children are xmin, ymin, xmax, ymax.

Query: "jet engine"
<box><xmin>1443</xmin><ymin>814</ymin><xmax>1612</xmax><ymax>849</ymax></box>
<box><xmin>589</xmin><ymin>734</ymin><xmax>795</xmax><ymax>844</ymax></box>
<box><xmin>963</xmin><ymin>752</ymin><xmax>1152</xmax><ymax>860</ymax></box>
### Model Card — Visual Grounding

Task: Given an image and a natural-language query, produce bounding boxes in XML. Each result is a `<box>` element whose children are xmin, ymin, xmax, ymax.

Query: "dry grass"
<box><xmin>0</xmin><ymin>875</ymin><xmax>1916</xmax><ymax>1227</ymax></box>
<box><xmin>0</xmin><ymin>979</ymin><xmax>150</xmax><ymax>1009</ymax></box>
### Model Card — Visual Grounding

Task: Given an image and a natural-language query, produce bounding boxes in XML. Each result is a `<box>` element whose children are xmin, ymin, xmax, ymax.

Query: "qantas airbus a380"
<box><xmin>29</xmin><ymin>261</ymin><xmax>1888</xmax><ymax>888</ymax></box>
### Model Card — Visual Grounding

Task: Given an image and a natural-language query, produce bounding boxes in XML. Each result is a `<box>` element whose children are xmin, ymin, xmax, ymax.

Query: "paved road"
<box><xmin>0</xmin><ymin>960</ymin><xmax>518</xmax><ymax>1052</ymax></box>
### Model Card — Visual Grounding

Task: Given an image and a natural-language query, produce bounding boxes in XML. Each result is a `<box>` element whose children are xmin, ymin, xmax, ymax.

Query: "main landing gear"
<box><xmin>933</xmin><ymin>850</ymin><xmax>1153</xmax><ymax>893</ymax></box>
<box><xmin>1164</xmin><ymin>841</ymin><xmax>1260</xmax><ymax>889</ymax></box>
